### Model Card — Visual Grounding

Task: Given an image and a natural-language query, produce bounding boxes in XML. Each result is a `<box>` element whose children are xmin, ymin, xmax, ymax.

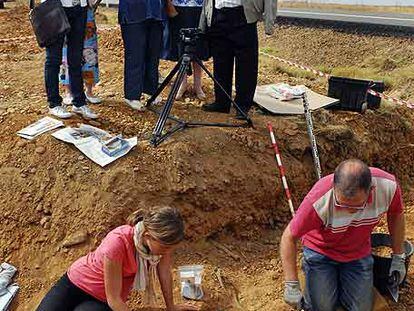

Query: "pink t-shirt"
<box><xmin>290</xmin><ymin>168</ymin><xmax>403</xmax><ymax>262</ymax></box>
<box><xmin>67</xmin><ymin>225</ymin><xmax>137</xmax><ymax>302</ymax></box>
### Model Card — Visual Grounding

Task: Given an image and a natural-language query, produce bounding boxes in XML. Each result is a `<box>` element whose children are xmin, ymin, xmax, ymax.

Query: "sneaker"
<box><xmin>125</xmin><ymin>99</ymin><xmax>145</xmax><ymax>112</ymax></box>
<box><xmin>49</xmin><ymin>106</ymin><xmax>72</xmax><ymax>119</ymax></box>
<box><xmin>201</xmin><ymin>102</ymin><xmax>231</xmax><ymax>113</ymax></box>
<box><xmin>85</xmin><ymin>93</ymin><xmax>102</xmax><ymax>104</ymax></box>
<box><xmin>72</xmin><ymin>105</ymin><xmax>98</xmax><ymax>119</ymax></box>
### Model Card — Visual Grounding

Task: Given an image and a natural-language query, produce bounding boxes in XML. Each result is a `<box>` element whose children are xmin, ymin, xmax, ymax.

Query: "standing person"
<box><xmin>61</xmin><ymin>6</ymin><xmax>102</xmax><ymax>106</ymax></box>
<box><xmin>119</xmin><ymin>0</ymin><xmax>166</xmax><ymax>111</ymax></box>
<box><xmin>280</xmin><ymin>159</ymin><xmax>407</xmax><ymax>311</ymax></box>
<box><xmin>44</xmin><ymin>0</ymin><xmax>98</xmax><ymax>119</ymax></box>
<box><xmin>36</xmin><ymin>206</ymin><xmax>199</xmax><ymax>311</ymax></box>
<box><xmin>199</xmin><ymin>0</ymin><xmax>277</xmax><ymax>118</ymax></box>
<box><xmin>166</xmin><ymin>0</ymin><xmax>209</xmax><ymax>100</ymax></box>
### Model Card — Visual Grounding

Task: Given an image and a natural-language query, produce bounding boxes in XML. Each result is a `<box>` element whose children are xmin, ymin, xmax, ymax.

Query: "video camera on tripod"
<box><xmin>179</xmin><ymin>28</ymin><xmax>203</xmax><ymax>46</ymax></box>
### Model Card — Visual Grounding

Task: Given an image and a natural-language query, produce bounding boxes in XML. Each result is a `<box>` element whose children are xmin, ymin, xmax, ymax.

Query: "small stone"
<box><xmin>62</xmin><ymin>230</ymin><xmax>88</xmax><ymax>248</ymax></box>
<box><xmin>30</xmin><ymin>168</ymin><xmax>37</xmax><ymax>174</ymax></box>
<box><xmin>36</xmin><ymin>204</ymin><xmax>43</xmax><ymax>212</ymax></box>
<box><xmin>20</xmin><ymin>173</ymin><xmax>27</xmax><ymax>178</ymax></box>
<box><xmin>40</xmin><ymin>216</ymin><xmax>50</xmax><ymax>227</ymax></box>
<box><xmin>133</xmin><ymin>167</ymin><xmax>139</xmax><ymax>172</ymax></box>
<box><xmin>17</xmin><ymin>140</ymin><xmax>27</xmax><ymax>148</ymax></box>
<box><xmin>35</xmin><ymin>264</ymin><xmax>40</xmax><ymax>269</ymax></box>
<box><xmin>184</xmin><ymin>98</ymin><xmax>191</xmax><ymax>104</ymax></box>
<box><xmin>82</xmin><ymin>166</ymin><xmax>90</xmax><ymax>171</ymax></box>
<box><xmin>43</xmin><ymin>222</ymin><xmax>51</xmax><ymax>229</ymax></box>
<box><xmin>78</xmin><ymin>155</ymin><xmax>85</xmax><ymax>161</ymax></box>
<box><xmin>35</xmin><ymin>146</ymin><xmax>46</xmax><ymax>154</ymax></box>
<box><xmin>245</xmin><ymin>216</ymin><xmax>254</xmax><ymax>223</ymax></box>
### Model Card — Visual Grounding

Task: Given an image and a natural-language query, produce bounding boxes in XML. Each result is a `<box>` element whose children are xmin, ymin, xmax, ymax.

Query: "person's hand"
<box><xmin>284</xmin><ymin>280</ymin><xmax>302</xmax><ymax>306</ymax></box>
<box><xmin>168</xmin><ymin>303</ymin><xmax>200</xmax><ymax>311</ymax></box>
<box><xmin>389</xmin><ymin>253</ymin><xmax>406</xmax><ymax>284</ymax></box>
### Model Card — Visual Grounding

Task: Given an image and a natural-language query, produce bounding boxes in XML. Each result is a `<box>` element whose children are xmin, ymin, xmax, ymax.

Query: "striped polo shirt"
<box><xmin>290</xmin><ymin>168</ymin><xmax>403</xmax><ymax>262</ymax></box>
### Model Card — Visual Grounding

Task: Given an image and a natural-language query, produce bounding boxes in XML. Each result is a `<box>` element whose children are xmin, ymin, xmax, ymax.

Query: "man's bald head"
<box><xmin>334</xmin><ymin>159</ymin><xmax>372</xmax><ymax>199</ymax></box>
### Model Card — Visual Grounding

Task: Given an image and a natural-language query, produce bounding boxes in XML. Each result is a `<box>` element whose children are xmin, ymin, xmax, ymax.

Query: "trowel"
<box><xmin>387</xmin><ymin>271</ymin><xmax>400</xmax><ymax>302</ymax></box>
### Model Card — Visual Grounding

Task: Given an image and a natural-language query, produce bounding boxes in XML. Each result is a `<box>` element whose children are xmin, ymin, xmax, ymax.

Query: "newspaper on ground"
<box><xmin>0</xmin><ymin>284</ymin><xmax>19</xmax><ymax>311</ymax></box>
<box><xmin>52</xmin><ymin>124</ymin><xmax>137</xmax><ymax>167</ymax></box>
<box><xmin>17</xmin><ymin>117</ymin><xmax>64</xmax><ymax>140</ymax></box>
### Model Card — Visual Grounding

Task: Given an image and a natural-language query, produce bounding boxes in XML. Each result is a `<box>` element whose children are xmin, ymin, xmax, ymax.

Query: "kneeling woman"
<box><xmin>37</xmin><ymin>206</ymin><xmax>197</xmax><ymax>311</ymax></box>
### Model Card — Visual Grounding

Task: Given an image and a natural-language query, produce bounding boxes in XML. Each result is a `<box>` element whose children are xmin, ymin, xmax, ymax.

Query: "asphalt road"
<box><xmin>278</xmin><ymin>8</ymin><xmax>414</xmax><ymax>28</ymax></box>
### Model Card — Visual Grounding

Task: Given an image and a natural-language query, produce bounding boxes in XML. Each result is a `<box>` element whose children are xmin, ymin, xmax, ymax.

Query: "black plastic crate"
<box><xmin>328</xmin><ymin>76</ymin><xmax>384</xmax><ymax>112</ymax></box>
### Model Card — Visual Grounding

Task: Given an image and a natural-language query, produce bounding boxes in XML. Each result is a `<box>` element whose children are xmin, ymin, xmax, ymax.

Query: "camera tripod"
<box><xmin>146</xmin><ymin>29</ymin><xmax>253</xmax><ymax>146</ymax></box>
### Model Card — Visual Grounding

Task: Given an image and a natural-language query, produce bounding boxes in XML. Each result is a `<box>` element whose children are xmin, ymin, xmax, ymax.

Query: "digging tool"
<box><xmin>302</xmin><ymin>92</ymin><xmax>322</xmax><ymax>180</ymax></box>
<box><xmin>387</xmin><ymin>271</ymin><xmax>400</xmax><ymax>302</ymax></box>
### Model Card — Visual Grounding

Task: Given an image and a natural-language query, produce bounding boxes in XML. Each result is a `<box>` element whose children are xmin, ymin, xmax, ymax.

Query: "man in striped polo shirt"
<box><xmin>280</xmin><ymin>159</ymin><xmax>406</xmax><ymax>311</ymax></box>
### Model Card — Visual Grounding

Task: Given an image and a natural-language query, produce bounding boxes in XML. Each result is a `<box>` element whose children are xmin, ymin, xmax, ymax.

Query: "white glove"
<box><xmin>284</xmin><ymin>280</ymin><xmax>302</xmax><ymax>306</ymax></box>
<box><xmin>389</xmin><ymin>254</ymin><xmax>406</xmax><ymax>284</ymax></box>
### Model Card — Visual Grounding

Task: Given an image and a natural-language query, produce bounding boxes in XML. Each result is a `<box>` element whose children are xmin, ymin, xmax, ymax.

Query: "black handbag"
<box><xmin>29</xmin><ymin>0</ymin><xmax>71</xmax><ymax>48</ymax></box>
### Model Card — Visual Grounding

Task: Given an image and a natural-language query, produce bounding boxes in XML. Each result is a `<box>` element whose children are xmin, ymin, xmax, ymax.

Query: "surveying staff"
<box><xmin>280</xmin><ymin>159</ymin><xmax>406</xmax><ymax>311</ymax></box>
<box><xmin>37</xmin><ymin>206</ymin><xmax>198</xmax><ymax>311</ymax></box>
<box><xmin>199</xmin><ymin>0</ymin><xmax>277</xmax><ymax>118</ymax></box>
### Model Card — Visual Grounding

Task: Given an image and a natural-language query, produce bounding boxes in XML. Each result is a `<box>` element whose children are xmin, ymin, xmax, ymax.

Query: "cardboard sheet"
<box><xmin>254</xmin><ymin>84</ymin><xmax>339</xmax><ymax>115</ymax></box>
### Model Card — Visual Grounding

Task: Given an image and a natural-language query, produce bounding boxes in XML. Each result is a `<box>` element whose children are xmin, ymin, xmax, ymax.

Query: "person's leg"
<box><xmin>234</xmin><ymin>21</ymin><xmax>258</xmax><ymax>114</ymax></box>
<box><xmin>339</xmin><ymin>255</ymin><xmax>374</xmax><ymax>311</ymax></box>
<box><xmin>302</xmin><ymin>247</ymin><xmax>339</xmax><ymax>311</ymax></box>
<box><xmin>66</xmin><ymin>6</ymin><xmax>87</xmax><ymax>108</ymax></box>
<box><xmin>121</xmin><ymin>22</ymin><xmax>146</xmax><ymax>101</ymax></box>
<box><xmin>204</xmin><ymin>9</ymin><xmax>234</xmax><ymax>111</ymax></box>
<box><xmin>36</xmin><ymin>274</ymin><xmax>84</xmax><ymax>311</ymax></box>
<box><xmin>74</xmin><ymin>300</ymin><xmax>112</xmax><ymax>311</ymax></box>
<box><xmin>192</xmin><ymin>61</ymin><xmax>205</xmax><ymax>100</ymax></box>
<box><xmin>143</xmin><ymin>20</ymin><xmax>163</xmax><ymax>97</ymax></box>
<box><xmin>45</xmin><ymin>36</ymin><xmax>65</xmax><ymax>108</ymax></box>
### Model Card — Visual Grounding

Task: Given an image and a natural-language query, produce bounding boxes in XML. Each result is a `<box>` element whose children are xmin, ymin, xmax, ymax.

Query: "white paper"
<box><xmin>52</xmin><ymin>125</ymin><xmax>137</xmax><ymax>167</ymax></box>
<box><xmin>0</xmin><ymin>284</ymin><xmax>19</xmax><ymax>311</ymax></box>
<box><xmin>17</xmin><ymin>117</ymin><xmax>64</xmax><ymax>140</ymax></box>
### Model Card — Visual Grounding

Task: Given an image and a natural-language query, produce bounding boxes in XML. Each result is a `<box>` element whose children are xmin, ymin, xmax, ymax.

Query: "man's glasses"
<box><xmin>333</xmin><ymin>188</ymin><xmax>372</xmax><ymax>210</ymax></box>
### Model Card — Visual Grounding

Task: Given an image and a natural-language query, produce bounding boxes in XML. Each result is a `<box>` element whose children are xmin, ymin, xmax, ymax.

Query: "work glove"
<box><xmin>389</xmin><ymin>254</ymin><xmax>406</xmax><ymax>285</ymax></box>
<box><xmin>0</xmin><ymin>263</ymin><xmax>17</xmax><ymax>296</ymax></box>
<box><xmin>284</xmin><ymin>280</ymin><xmax>302</xmax><ymax>307</ymax></box>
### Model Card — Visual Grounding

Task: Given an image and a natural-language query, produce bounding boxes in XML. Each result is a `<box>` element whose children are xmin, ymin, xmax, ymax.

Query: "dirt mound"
<box><xmin>1</xmin><ymin>3</ymin><xmax>414</xmax><ymax>311</ymax></box>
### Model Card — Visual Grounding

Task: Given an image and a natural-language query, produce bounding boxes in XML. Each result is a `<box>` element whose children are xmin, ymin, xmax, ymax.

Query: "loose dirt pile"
<box><xmin>1</xmin><ymin>3</ymin><xmax>414</xmax><ymax>311</ymax></box>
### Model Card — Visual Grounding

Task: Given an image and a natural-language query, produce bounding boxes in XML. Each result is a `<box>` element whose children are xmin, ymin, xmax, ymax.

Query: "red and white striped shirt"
<box><xmin>290</xmin><ymin>168</ymin><xmax>403</xmax><ymax>262</ymax></box>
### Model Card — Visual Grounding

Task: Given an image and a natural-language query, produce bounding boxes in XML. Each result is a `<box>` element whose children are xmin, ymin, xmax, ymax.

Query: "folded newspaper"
<box><xmin>17</xmin><ymin>117</ymin><xmax>64</xmax><ymax>140</ymax></box>
<box><xmin>267</xmin><ymin>83</ymin><xmax>306</xmax><ymax>101</ymax></box>
<box><xmin>52</xmin><ymin>124</ymin><xmax>137</xmax><ymax>167</ymax></box>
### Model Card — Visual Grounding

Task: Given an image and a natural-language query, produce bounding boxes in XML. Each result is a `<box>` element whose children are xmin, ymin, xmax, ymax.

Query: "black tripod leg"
<box><xmin>151</xmin><ymin>59</ymin><xmax>190</xmax><ymax>145</ymax></box>
<box><xmin>147</xmin><ymin>57</ymin><xmax>183</xmax><ymax>106</ymax></box>
<box><xmin>194</xmin><ymin>57</ymin><xmax>253</xmax><ymax>126</ymax></box>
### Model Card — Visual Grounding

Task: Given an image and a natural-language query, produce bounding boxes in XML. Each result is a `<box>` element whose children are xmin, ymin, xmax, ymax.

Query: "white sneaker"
<box><xmin>63</xmin><ymin>95</ymin><xmax>73</xmax><ymax>106</ymax></box>
<box><xmin>72</xmin><ymin>105</ymin><xmax>98</xmax><ymax>119</ymax></box>
<box><xmin>85</xmin><ymin>93</ymin><xmax>102</xmax><ymax>104</ymax></box>
<box><xmin>49</xmin><ymin>106</ymin><xmax>72</xmax><ymax>119</ymax></box>
<box><xmin>124</xmin><ymin>99</ymin><xmax>146</xmax><ymax>112</ymax></box>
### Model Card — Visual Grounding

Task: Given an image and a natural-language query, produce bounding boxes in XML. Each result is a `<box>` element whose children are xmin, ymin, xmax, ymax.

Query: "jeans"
<box><xmin>302</xmin><ymin>247</ymin><xmax>374</xmax><ymax>311</ymax></box>
<box><xmin>121</xmin><ymin>20</ymin><xmax>163</xmax><ymax>100</ymax></box>
<box><xmin>36</xmin><ymin>273</ymin><xmax>111</xmax><ymax>311</ymax></box>
<box><xmin>44</xmin><ymin>5</ymin><xmax>87</xmax><ymax>108</ymax></box>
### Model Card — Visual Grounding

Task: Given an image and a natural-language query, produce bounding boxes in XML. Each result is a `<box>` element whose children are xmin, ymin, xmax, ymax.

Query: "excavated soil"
<box><xmin>1</xmin><ymin>3</ymin><xmax>414</xmax><ymax>311</ymax></box>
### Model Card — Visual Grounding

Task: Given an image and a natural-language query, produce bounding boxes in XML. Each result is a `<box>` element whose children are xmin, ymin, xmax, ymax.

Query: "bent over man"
<box><xmin>280</xmin><ymin>159</ymin><xmax>406</xmax><ymax>311</ymax></box>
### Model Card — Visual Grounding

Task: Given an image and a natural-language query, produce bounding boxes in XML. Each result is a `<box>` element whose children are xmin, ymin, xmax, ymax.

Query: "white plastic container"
<box><xmin>178</xmin><ymin>265</ymin><xmax>204</xmax><ymax>300</ymax></box>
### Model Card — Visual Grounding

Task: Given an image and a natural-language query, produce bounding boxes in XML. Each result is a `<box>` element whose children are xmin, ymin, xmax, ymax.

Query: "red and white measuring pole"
<box><xmin>267</xmin><ymin>122</ymin><xmax>295</xmax><ymax>216</ymax></box>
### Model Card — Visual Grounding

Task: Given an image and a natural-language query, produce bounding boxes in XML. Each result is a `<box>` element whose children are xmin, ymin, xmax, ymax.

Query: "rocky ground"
<box><xmin>1</xmin><ymin>3</ymin><xmax>414</xmax><ymax>311</ymax></box>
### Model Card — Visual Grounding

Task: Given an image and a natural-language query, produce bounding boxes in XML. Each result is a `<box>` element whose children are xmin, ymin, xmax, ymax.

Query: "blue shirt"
<box><xmin>119</xmin><ymin>0</ymin><xmax>166</xmax><ymax>24</ymax></box>
<box><xmin>172</xmin><ymin>0</ymin><xmax>203</xmax><ymax>7</ymax></box>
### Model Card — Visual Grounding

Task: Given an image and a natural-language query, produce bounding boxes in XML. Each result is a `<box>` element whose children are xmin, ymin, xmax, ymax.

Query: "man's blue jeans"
<box><xmin>44</xmin><ymin>5</ymin><xmax>87</xmax><ymax>108</ymax></box>
<box><xmin>302</xmin><ymin>247</ymin><xmax>374</xmax><ymax>311</ymax></box>
<box><xmin>120</xmin><ymin>20</ymin><xmax>163</xmax><ymax>100</ymax></box>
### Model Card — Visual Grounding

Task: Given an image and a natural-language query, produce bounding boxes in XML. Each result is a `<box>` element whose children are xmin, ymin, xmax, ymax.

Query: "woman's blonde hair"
<box><xmin>127</xmin><ymin>206</ymin><xmax>184</xmax><ymax>245</ymax></box>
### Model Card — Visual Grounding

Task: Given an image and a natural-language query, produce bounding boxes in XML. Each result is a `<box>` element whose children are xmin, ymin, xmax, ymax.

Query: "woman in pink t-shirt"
<box><xmin>37</xmin><ymin>206</ymin><xmax>198</xmax><ymax>311</ymax></box>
